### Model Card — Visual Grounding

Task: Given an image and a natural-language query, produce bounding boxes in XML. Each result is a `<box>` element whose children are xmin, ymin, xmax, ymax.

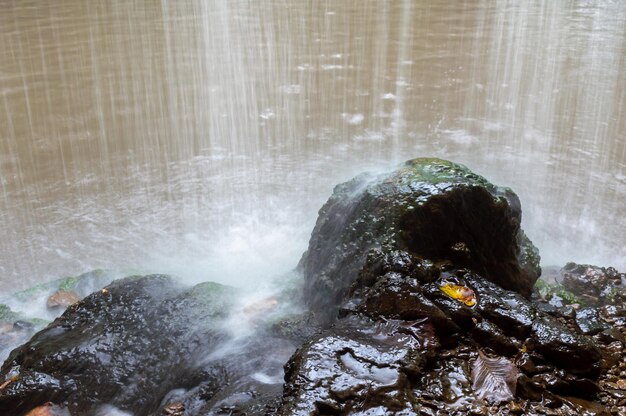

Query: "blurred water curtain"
<box><xmin>0</xmin><ymin>0</ymin><xmax>624</xmax><ymax>290</ymax></box>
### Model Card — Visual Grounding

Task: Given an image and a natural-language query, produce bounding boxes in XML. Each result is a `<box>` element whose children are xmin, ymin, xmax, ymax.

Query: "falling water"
<box><xmin>0</xmin><ymin>0</ymin><xmax>624</xmax><ymax>292</ymax></box>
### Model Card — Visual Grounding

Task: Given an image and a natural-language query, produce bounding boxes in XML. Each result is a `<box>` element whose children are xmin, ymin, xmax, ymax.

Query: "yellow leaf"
<box><xmin>439</xmin><ymin>283</ymin><xmax>477</xmax><ymax>307</ymax></box>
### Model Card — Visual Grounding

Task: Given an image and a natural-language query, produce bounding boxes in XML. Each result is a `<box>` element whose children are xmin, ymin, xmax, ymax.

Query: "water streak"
<box><xmin>0</xmin><ymin>0</ymin><xmax>624</xmax><ymax>291</ymax></box>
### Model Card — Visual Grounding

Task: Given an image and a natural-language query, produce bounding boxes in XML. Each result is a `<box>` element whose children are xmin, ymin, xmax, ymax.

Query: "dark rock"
<box><xmin>421</xmin><ymin>275</ymin><xmax>480</xmax><ymax>332</ymax></box>
<box><xmin>597</xmin><ymin>328</ymin><xmax>626</xmax><ymax>345</ymax></box>
<box><xmin>420</xmin><ymin>356</ymin><xmax>474</xmax><ymax>406</ymax></box>
<box><xmin>533</xmin><ymin>301</ymin><xmax>559</xmax><ymax>316</ymax></box>
<box><xmin>269</xmin><ymin>312</ymin><xmax>321</xmax><ymax>344</ymax></box>
<box><xmin>359</xmin><ymin>272</ymin><xmax>459</xmax><ymax>333</ymax></box>
<box><xmin>279</xmin><ymin>316</ymin><xmax>426</xmax><ymax>415</ymax></box>
<box><xmin>471</xmin><ymin>320</ymin><xmax>519</xmax><ymax>356</ymax></box>
<box><xmin>559</xmin><ymin>263</ymin><xmax>625</xmax><ymax>306</ymax></box>
<box><xmin>601</xmin><ymin>305</ymin><xmax>626</xmax><ymax>326</ymax></box>
<box><xmin>167</xmin><ymin>331</ymin><xmax>295</xmax><ymax>416</ymax></box>
<box><xmin>562</xmin><ymin>375</ymin><xmax>601</xmax><ymax>399</ymax></box>
<box><xmin>531</xmin><ymin>372</ymin><xmax>570</xmax><ymax>394</ymax></box>
<box><xmin>0</xmin><ymin>275</ymin><xmax>235</xmax><ymax>415</ymax></box>
<box><xmin>300</xmin><ymin>158</ymin><xmax>541</xmax><ymax>323</ymax></box>
<box><xmin>575</xmin><ymin>307</ymin><xmax>608</xmax><ymax>335</ymax></box>
<box><xmin>467</xmin><ymin>274</ymin><xmax>535</xmax><ymax>339</ymax></box>
<box><xmin>516</xmin><ymin>353</ymin><xmax>538</xmax><ymax>375</ymax></box>
<box><xmin>530</xmin><ymin>316</ymin><xmax>602</xmax><ymax>378</ymax></box>
<box><xmin>12</xmin><ymin>321</ymin><xmax>34</xmax><ymax>332</ymax></box>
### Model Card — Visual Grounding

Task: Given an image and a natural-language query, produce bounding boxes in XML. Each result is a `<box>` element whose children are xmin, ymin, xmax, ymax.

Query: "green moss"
<box><xmin>13</xmin><ymin>269</ymin><xmax>115</xmax><ymax>301</ymax></box>
<box><xmin>534</xmin><ymin>279</ymin><xmax>583</xmax><ymax>305</ymax></box>
<box><xmin>57</xmin><ymin>276</ymin><xmax>80</xmax><ymax>292</ymax></box>
<box><xmin>12</xmin><ymin>283</ymin><xmax>50</xmax><ymax>302</ymax></box>
<box><xmin>186</xmin><ymin>281</ymin><xmax>234</xmax><ymax>315</ymax></box>
<box><xmin>0</xmin><ymin>304</ymin><xmax>48</xmax><ymax>328</ymax></box>
<box><xmin>401</xmin><ymin>158</ymin><xmax>491</xmax><ymax>187</ymax></box>
<box><xmin>0</xmin><ymin>304</ymin><xmax>20</xmax><ymax>323</ymax></box>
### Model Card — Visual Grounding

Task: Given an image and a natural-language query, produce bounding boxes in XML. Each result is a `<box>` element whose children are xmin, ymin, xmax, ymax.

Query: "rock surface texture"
<box><xmin>0</xmin><ymin>158</ymin><xmax>623</xmax><ymax>415</ymax></box>
<box><xmin>300</xmin><ymin>158</ymin><xmax>540</xmax><ymax>324</ymax></box>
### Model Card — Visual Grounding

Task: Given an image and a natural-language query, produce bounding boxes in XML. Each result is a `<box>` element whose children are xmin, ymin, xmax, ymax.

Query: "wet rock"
<box><xmin>530</xmin><ymin>316</ymin><xmax>602</xmax><ymax>377</ymax></box>
<box><xmin>421</xmin><ymin>277</ymin><xmax>478</xmax><ymax>331</ymax></box>
<box><xmin>517</xmin><ymin>353</ymin><xmax>538</xmax><ymax>375</ymax></box>
<box><xmin>0</xmin><ymin>306</ymin><xmax>48</xmax><ymax>362</ymax></box>
<box><xmin>359</xmin><ymin>272</ymin><xmax>458</xmax><ymax>332</ymax></box>
<box><xmin>24</xmin><ymin>402</ymin><xmax>70</xmax><ymax>416</ymax></box>
<box><xmin>3</xmin><ymin>160</ymin><xmax>623</xmax><ymax>415</ymax></box>
<box><xmin>166</xmin><ymin>331</ymin><xmax>294</xmax><ymax>416</ymax></box>
<box><xmin>516</xmin><ymin>374</ymin><xmax>545</xmax><ymax>401</ymax></box>
<box><xmin>533</xmin><ymin>278</ymin><xmax>582</xmax><ymax>307</ymax></box>
<box><xmin>0</xmin><ymin>275</ymin><xmax>235</xmax><ymax>415</ymax></box>
<box><xmin>279</xmin><ymin>316</ymin><xmax>425</xmax><ymax>415</ymax></box>
<box><xmin>420</xmin><ymin>356</ymin><xmax>474</xmax><ymax>407</ymax></box>
<box><xmin>269</xmin><ymin>312</ymin><xmax>321</xmax><ymax>344</ymax></box>
<box><xmin>575</xmin><ymin>307</ymin><xmax>608</xmax><ymax>335</ymax></box>
<box><xmin>300</xmin><ymin>158</ymin><xmax>541</xmax><ymax>323</ymax></box>
<box><xmin>597</xmin><ymin>328</ymin><xmax>626</xmax><ymax>345</ymax></box>
<box><xmin>12</xmin><ymin>269</ymin><xmax>115</xmax><ymax>304</ymax></box>
<box><xmin>471</xmin><ymin>320</ymin><xmax>519</xmax><ymax>356</ymax></box>
<box><xmin>601</xmin><ymin>305</ymin><xmax>626</xmax><ymax>326</ymax></box>
<box><xmin>45</xmin><ymin>291</ymin><xmax>80</xmax><ymax>310</ymax></box>
<box><xmin>559</xmin><ymin>263</ymin><xmax>625</xmax><ymax>306</ymax></box>
<box><xmin>467</xmin><ymin>274</ymin><xmax>535</xmax><ymax>339</ymax></box>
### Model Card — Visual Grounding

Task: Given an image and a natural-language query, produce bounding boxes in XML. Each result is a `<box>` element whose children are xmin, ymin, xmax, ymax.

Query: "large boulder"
<box><xmin>0</xmin><ymin>275</ymin><xmax>236</xmax><ymax>415</ymax></box>
<box><xmin>300</xmin><ymin>158</ymin><xmax>540</xmax><ymax>323</ymax></box>
<box><xmin>282</xmin><ymin>159</ymin><xmax>615</xmax><ymax>415</ymax></box>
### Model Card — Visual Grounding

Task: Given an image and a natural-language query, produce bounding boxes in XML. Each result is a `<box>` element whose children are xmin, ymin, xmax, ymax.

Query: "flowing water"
<box><xmin>1</xmin><ymin>0</ymin><xmax>625</xmax><ymax>293</ymax></box>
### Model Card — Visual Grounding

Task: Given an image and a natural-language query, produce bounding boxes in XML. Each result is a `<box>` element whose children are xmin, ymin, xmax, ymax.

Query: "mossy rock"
<box><xmin>301</xmin><ymin>157</ymin><xmax>541</xmax><ymax>323</ymax></box>
<box><xmin>534</xmin><ymin>279</ymin><xmax>583</xmax><ymax>305</ymax></box>
<box><xmin>0</xmin><ymin>304</ymin><xmax>49</xmax><ymax>330</ymax></box>
<box><xmin>12</xmin><ymin>269</ymin><xmax>114</xmax><ymax>302</ymax></box>
<box><xmin>174</xmin><ymin>281</ymin><xmax>236</xmax><ymax>320</ymax></box>
<box><xmin>12</xmin><ymin>283</ymin><xmax>51</xmax><ymax>302</ymax></box>
<box><xmin>0</xmin><ymin>304</ymin><xmax>21</xmax><ymax>324</ymax></box>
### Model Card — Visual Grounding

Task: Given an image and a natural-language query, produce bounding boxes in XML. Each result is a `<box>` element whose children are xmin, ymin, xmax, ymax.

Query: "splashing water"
<box><xmin>0</xmin><ymin>0</ymin><xmax>624</xmax><ymax>295</ymax></box>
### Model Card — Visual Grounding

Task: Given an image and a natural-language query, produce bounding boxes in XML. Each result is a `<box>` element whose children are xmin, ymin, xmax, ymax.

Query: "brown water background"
<box><xmin>1</xmin><ymin>0</ymin><xmax>624</xmax><ymax>292</ymax></box>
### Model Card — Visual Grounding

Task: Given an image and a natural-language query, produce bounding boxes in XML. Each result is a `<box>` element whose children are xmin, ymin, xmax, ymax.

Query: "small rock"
<box><xmin>508</xmin><ymin>401</ymin><xmax>524</xmax><ymax>414</ymax></box>
<box><xmin>610</xmin><ymin>389</ymin><xmax>626</xmax><ymax>400</ymax></box>
<box><xmin>46</xmin><ymin>291</ymin><xmax>80</xmax><ymax>309</ymax></box>
<box><xmin>242</xmin><ymin>297</ymin><xmax>279</xmax><ymax>317</ymax></box>
<box><xmin>469</xmin><ymin>400</ymin><xmax>488</xmax><ymax>415</ymax></box>
<box><xmin>575</xmin><ymin>307</ymin><xmax>608</xmax><ymax>335</ymax></box>
<box><xmin>25</xmin><ymin>402</ymin><xmax>70</xmax><ymax>416</ymax></box>
<box><xmin>13</xmin><ymin>320</ymin><xmax>34</xmax><ymax>331</ymax></box>
<box><xmin>163</xmin><ymin>402</ymin><xmax>185</xmax><ymax>416</ymax></box>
